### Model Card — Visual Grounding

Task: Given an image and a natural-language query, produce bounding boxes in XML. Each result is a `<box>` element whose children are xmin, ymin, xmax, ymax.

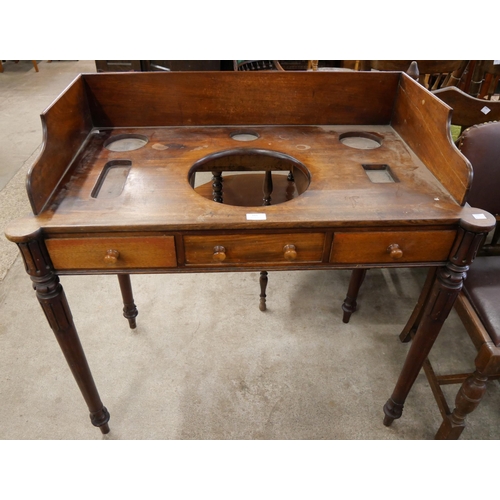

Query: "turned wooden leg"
<box><xmin>435</xmin><ymin>370</ymin><xmax>488</xmax><ymax>439</ymax></box>
<box><xmin>399</xmin><ymin>267</ymin><xmax>438</xmax><ymax>343</ymax></box>
<box><xmin>342</xmin><ymin>268</ymin><xmax>367</xmax><ymax>323</ymax></box>
<box><xmin>34</xmin><ymin>273</ymin><xmax>111</xmax><ymax>433</ymax></box>
<box><xmin>384</xmin><ymin>265</ymin><xmax>464</xmax><ymax>426</ymax></box>
<box><xmin>118</xmin><ymin>274</ymin><xmax>138</xmax><ymax>329</ymax></box>
<box><xmin>259</xmin><ymin>271</ymin><xmax>268</xmax><ymax>311</ymax></box>
<box><xmin>263</xmin><ymin>171</ymin><xmax>273</xmax><ymax>206</ymax></box>
<box><xmin>212</xmin><ymin>171</ymin><xmax>223</xmax><ymax>203</ymax></box>
<box><xmin>383</xmin><ymin>224</ymin><xmax>489</xmax><ymax>427</ymax></box>
<box><xmin>18</xmin><ymin>234</ymin><xmax>110</xmax><ymax>434</ymax></box>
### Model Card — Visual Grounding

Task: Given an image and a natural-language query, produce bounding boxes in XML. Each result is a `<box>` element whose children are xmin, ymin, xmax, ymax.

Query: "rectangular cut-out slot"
<box><xmin>362</xmin><ymin>164</ymin><xmax>398</xmax><ymax>183</ymax></box>
<box><xmin>91</xmin><ymin>160</ymin><xmax>132</xmax><ymax>199</ymax></box>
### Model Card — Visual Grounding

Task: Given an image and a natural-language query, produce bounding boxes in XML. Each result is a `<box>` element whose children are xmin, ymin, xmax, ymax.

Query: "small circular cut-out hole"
<box><xmin>104</xmin><ymin>134</ymin><xmax>149</xmax><ymax>152</ymax></box>
<box><xmin>230</xmin><ymin>131</ymin><xmax>260</xmax><ymax>142</ymax></box>
<box><xmin>339</xmin><ymin>132</ymin><xmax>382</xmax><ymax>150</ymax></box>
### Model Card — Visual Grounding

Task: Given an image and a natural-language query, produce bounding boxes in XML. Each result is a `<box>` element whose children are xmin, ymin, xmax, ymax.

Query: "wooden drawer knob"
<box><xmin>283</xmin><ymin>244</ymin><xmax>297</xmax><ymax>261</ymax></box>
<box><xmin>213</xmin><ymin>245</ymin><xmax>226</xmax><ymax>262</ymax></box>
<box><xmin>387</xmin><ymin>244</ymin><xmax>403</xmax><ymax>260</ymax></box>
<box><xmin>104</xmin><ymin>249</ymin><xmax>120</xmax><ymax>264</ymax></box>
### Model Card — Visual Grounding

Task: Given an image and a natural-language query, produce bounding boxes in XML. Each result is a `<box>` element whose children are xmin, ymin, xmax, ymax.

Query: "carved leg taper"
<box><xmin>342</xmin><ymin>268</ymin><xmax>367</xmax><ymax>323</ymax></box>
<box><xmin>33</xmin><ymin>272</ymin><xmax>110</xmax><ymax>433</ymax></box>
<box><xmin>384</xmin><ymin>266</ymin><xmax>465</xmax><ymax>425</ymax></box>
<box><xmin>259</xmin><ymin>271</ymin><xmax>268</xmax><ymax>311</ymax></box>
<box><xmin>118</xmin><ymin>274</ymin><xmax>138</xmax><ymax>329</ymax></box>
<box><xmin>19</xmin><ymin>234</ymin><xmax>110</xmax><ymax>434</ymax></box>
<box><xmin>383</xmin><ymin>224</ymin><xmax>489</xmax><ymax>427</ymax></box>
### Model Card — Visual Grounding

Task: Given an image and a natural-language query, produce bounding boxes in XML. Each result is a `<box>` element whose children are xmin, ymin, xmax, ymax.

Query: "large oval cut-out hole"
<box><xmin>339</xmin><ymin>132</ymin><xmax>382</xmax><ymax>149</ymax></box>
<box><xmin>104</xmin><ymin>134</ymin><xmax>148</xmax><ymax>152</ymax></box>
<box><xmin>189</xmin><ymin>149</ymin><xmax>310</xmax><ymax>207</ymax></box>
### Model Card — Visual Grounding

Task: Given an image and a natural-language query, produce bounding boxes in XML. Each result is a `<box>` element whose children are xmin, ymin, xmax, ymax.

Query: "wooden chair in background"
<box><xmin>233</xmin><ymin>60</ymin><xmax>285</xmax><ymax>71</ymax></box>
<box><xmin>341</xmin><ymin>64</ymin><xmax>500</xmax><ymax>323</ymax></box>
<box><xmin>402</xmin><ymin>120</ymin><xmax>500</xmax><ymax>439</ymax></box>
<box><xmin>234</xmin><ymin>60</ymin><xmax>319</xmax><ymax>72</ymax></box>
<box><xmin>342</xmin><ymin>112</ymin><xmax>500</xmax><ymax>438</ymax></box>
<box><xmin>467</xmin><ymin>61</ymin><xmax>500</xmax><ymax>99</ymax></box>
<box><xmin>358</xmin><ymin>60</ymin><xmax>468</xmax><ymax>90</ymax></box>
<box><xmin>433</xmin><ymin>86</ymin><xmax>500</xmax><ymax>137</ymax></box>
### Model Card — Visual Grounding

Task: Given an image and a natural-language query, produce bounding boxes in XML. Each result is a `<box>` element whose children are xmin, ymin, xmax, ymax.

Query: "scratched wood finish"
<box><xmin>8</xmin><ymin>124</ymin><xmax>475</xmax><ymax>243</ymax></box>
<box><xmin>17</xmin><ymin>71</ymin><xmax>475</xmax><ymax>228</ymax></box>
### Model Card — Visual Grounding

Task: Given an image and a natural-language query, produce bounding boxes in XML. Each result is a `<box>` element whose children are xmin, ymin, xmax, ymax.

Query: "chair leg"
<box><xmin>434</xmin><ymin>369</ymin><xmax>488</xmax><ymax>439</ymax></box>
<box><xmin>259</xmin><ymin>271</ymin><xmax>268</xmax><ymax>311</ymax></box>
<box><xmin>342</xmin><ymin>268</ymin><xmax>367</xmax><ymax>323</ymax></box>
<box><xmin>117</xmin><ymin>274</ymin><xmax>138</xmax><ymax>329</ymax></box>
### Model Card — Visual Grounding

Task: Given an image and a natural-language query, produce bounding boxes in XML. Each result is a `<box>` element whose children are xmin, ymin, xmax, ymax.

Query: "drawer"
<box><xmin>330</xmin><ymin>230</ymin><xmax>457</xmax><ymax>264</ymax></box>
<box><xmin>184</xmin><ymin>233</ymin><xmax>325</xmax><ymax>265</ymax></box>
<box><xmin>46</xmin><ymin>236</ymin><xmax>177</xmax><ymax>270</ymax></box>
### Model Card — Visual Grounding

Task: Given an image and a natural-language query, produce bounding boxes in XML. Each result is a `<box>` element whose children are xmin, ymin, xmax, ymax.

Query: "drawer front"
<box><xmin>330</xmin><ymin>230</ymin><xmax>457</xmax><ymax>264</ymax></box>
<box><xmin>46</xmin><ymin>236</ymin><xmax>177</xmax><ymax>270</ymax></box>
<box><xmin>184</xmin><ymin>233</ymin><xmax>325</xmax><ymax>265</ymax></box>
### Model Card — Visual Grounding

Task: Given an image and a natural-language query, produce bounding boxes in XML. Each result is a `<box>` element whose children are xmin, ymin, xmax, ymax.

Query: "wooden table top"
<box><xmin>8</xmin><ymin>123</ymin><xmax>482</xmax><ymax>238</ymax></box>
<box><xmin>5</xmin><ymin>71</ymin><xmax>495</xmax><ymax>240</ymax></box>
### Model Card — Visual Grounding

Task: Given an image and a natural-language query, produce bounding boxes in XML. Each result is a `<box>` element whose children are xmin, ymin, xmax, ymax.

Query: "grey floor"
<box><xmin>1</xmin><ymin>60</ymin><xmax>499</xmax><ymax>440</ymax></box>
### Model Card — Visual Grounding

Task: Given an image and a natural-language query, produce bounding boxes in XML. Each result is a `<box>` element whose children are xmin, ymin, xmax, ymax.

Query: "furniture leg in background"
<box><xmin>117</xmin><ymin>274</ymin><xmax>138</xmax><ymax>329</ymax></box>
<box><xmin>342</xmin><ymin>268</ymin><xmax>367</xmax><ymax>323</ymax></box>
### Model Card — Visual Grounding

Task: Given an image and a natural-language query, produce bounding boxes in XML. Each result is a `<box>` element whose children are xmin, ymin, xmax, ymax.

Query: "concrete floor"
<box><xmin>1</xmin><ymin>61</ymin><xmax>500</xmax><ymax>440</ymax></box>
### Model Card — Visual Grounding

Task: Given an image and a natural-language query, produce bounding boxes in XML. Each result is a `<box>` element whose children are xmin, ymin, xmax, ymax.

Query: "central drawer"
<box><xmin>183</xmin><ymin>233</ymin><xmax>325</xmax><ymax>265</ymax></box>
